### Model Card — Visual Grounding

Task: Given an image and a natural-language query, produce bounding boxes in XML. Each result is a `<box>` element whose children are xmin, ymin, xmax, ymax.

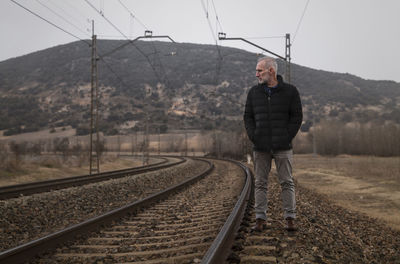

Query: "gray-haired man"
<box><xmin>244</xmin><ymin>56</ymin><xmax>303</xmax><ymax>231</ymax></box>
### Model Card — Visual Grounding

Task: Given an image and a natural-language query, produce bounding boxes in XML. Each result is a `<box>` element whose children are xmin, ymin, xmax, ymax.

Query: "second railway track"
<box><xmin>0</xmin><ymin>158</ymin><xmax>252</xmax><ymax>264</ymax></box>
<box><xmin>49</xmin><ymin>159</ymin><xmax>247</xmax><ymax>264</ymax></box>
<box><xmin>0</xmin><ymin>156</ymin><xmax>184</xmax><ymax>199</ymax></box>
<box><xmin>0</xmin><ymin>158</ymin><xmax>207</xmax><ymax>253</ymax></box>
<box><xmin>0</xmin><ymin>158</ymin><xmax>250</xmax><ymax>263</ymax></box>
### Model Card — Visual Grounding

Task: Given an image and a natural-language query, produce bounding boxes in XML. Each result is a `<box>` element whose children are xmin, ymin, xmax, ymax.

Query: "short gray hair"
<box><xmin>257</xmin><ymin>56</ymin><xmax>278</xmax><ymax>74</ymax></box>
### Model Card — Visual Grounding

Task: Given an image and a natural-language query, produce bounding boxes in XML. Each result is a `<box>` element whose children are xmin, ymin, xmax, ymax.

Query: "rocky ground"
<box><xmin>0</xmin><ymin>158</ymin><xmax>208</xmax><ymax>252</ymax></box>
<box><xmin>32</xmin><ymin>160</ymin><xmax>244</xmax><ymax>263</ymax></box>
<box><xmin>2</xmin><ymin>158</ymin><xmax>400</xmax><ymax>263</ymax></box>
<box><xmin>230</xmin><ymin>173</ymin><xmax>400</xmax><ymax>263</ymax></box>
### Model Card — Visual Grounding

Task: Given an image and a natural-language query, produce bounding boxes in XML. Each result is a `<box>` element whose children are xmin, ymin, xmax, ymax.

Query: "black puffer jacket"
<box><xmin>244</xmin><ymin>75</ymin><xmax>303</xmax><ymax>152</ymax></box>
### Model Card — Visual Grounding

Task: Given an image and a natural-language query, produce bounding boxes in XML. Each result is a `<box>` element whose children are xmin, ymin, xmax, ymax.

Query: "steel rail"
<box><xmin>0</xmin><ymin>158</ymin><xmax>214</xmax><ymax>264</ymax></box>
<box><xmin>0</xmin><ymin>156</ymin><xmax>184</xmax><ymax>199</ymax></box>
<box><xmin>201</xmin><ymin>159</ymin><xmax>253</xmax><ymax>264</ymax></box>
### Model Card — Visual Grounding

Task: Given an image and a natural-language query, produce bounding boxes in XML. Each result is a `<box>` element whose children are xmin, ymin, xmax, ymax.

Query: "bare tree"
<box><xmin>53</xmin><ymin>137</ymin><xmax>70</xmax><ymax>161</ymax></box>
<box><xmin>0</xmin><ymin>141</ymin><xmax>8</xmax><ymax>167</ymax></box>
<box><xmin>9</xmin><ymin>141</ymin><xmax>27</xmax><ymax>167</ymax></box>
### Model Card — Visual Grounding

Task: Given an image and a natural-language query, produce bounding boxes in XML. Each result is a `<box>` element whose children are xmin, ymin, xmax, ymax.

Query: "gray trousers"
<box><xmin>253</xmin><ymin>150</ymin><xmax>296</xmax><ymax>221</ymax></box>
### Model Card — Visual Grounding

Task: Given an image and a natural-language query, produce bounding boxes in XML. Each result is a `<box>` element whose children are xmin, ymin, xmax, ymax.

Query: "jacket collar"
<box><xmin>258</xmin><ymin>74</ymin><xmax>284</xmax><ymax>91</ymax></box>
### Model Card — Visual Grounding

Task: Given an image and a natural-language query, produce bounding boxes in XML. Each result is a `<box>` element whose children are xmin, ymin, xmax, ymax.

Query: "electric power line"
<box><xmin>47</xmin><ymin>0</ymin><xmax>91</xmax><ymax>34</ymax></box>
<box><xmin>84</xmin><ymin>0</ymin><xmax>169</xmax><ymax>87</ymax></box>
<box><xmin>200</xmin><ymin>0</ymin><xmax>223</xmax><ymax>84</ymax></box>
<box><xmin>62</xmin><ymin>0</ymin><xmax>91</xmax><ymax>24</ymax></box>
<box><xmin>211</xmin><ymin>0</ymin><xmax>223</xmax><ymax>33</ymax></box>
<box><xmin>293</xmin><ymin>0</ymin><xmax>310</xmax><ymax>44</ymax></box>
<box><xmin>245</xmin><ymin>35</ymin><xmax>286</xmax><ymax>40</ymax></box>
<box><xmin>35</xmin><ymin>0</ymin><xmax>90</xmax><ymax>37</ymax></box>
<box><xmin>116</xmin><ymin>0</ymin><xmax>171</xmax><ymax>88</ymax></box>
<box><xmin>200</xmin><ymin>0</ymin><xmax>218</xmax><ymax>44</ymax></box>
<box><xmin>117</xmin><ymin>0</ymin><xmax>148</xmax><ymax>30</ymax></box>
<box><xmin>11</xmin><ymin>0</ymin><xmax>131</xmax><ymax>108</ymax></box>
<box><xmin>10</xmin><ymin>0</ymin><xmax>91</xmax><ymax>46</ymax></box>
<box><xmin>98</xmin><ymin>56</ymin><xmax>130</xmax><ymax>89</ymax></box>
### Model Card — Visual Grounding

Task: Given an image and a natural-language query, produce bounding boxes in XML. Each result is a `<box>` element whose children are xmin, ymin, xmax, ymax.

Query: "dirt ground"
<box><xmin>2</xmin><ymin>152</ymin><xmax>399</xmax><ymax>232</ymax></box>
<box><xmin>293</xmin><ymin>154</ymin><xmax>400</xmax><ymax>231</ymax></box>
<box><xmin>0</xmin><ymin>155</ymin><xmax>149</xmax><ymax>187</ymax></box>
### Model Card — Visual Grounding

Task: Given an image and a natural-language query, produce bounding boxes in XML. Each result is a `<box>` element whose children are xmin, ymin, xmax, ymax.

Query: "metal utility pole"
<box><xmin>312</xmin><ymin>117</ymin><xmax>317</xmax><ymax>156</ymax></box>
<box><xmin>285</xmin><ymin>33</ymin><xmax>291</xmax><ymax>84</ymax></box>
<box><xmin>143</xmin><ymin>114</ymin><xmax>149</xmax><ymax>165</ymax></box>
<box><xmin>117</xmin><ymin>135</ymin><xmax>121</xmax><ymax>156</ymax></box>
<box><xmin>184</xmin><ymin>130</ymin><xmax>188</xmax><ymax>156</ymax></box>
<box><xmin>158</xmin><ymin>128</ymin><xmax>161</xmax><ymax>155</ymax></box>
<box><xmin>131</xmin><ymin>133</ymin><xmax>134</xmax><ymax>156</ymax></box>
<box><xmin>89</xmin><ymin>21</ymin><xmax>100</xmax><ymax>175</ymax></box>
<box><xmin>135</xmin><ymin>132</ymin><xmax>137</xmax><ymax>155</ymax></box>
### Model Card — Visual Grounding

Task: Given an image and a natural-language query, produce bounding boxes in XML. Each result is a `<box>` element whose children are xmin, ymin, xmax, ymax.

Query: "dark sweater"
<box><xmin>243</xmin><ymin>75</ymin><xmax>303</xmax><ymax>152</ymax></box>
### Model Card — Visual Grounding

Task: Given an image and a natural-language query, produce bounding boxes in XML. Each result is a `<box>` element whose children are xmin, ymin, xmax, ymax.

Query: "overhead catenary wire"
<box><xmin>35</xmin><ymin>0</ymin><xmax>91</xmax><ymax>38</ymax></box>
<box><xmin>211</xmin><ymin>0</ymin><xmax>223</xmax><ymax>33</ymax></box>
<box><xmin>98</xmin><ymin>56</ymin><xmax>130</xmax><ymax>89</ymax></box>
<box><xmin>84</xmin><ymin>0</ymin><xmax>168</xmax><ymax>87</ymax></box>
<box><xmin>245</xmin><ymin>35</ymin><xmax>286</xmax><ymax>40</ymax></box>
<box><xmin>200</xmin><ymin>0</ymin><xmax>224</xmax><ymax>83</ymax></box>
<box><xmin>118</xmin><ymin>0</ymin><xmax>172</xmax><ymax>88</ymax></box>
<box><xmin>200</xmin><ymin>0</ymin><xmax>218</xmax><ymax>44</ymax></box>
<box><xmin>46</xmin><ymin>0</ymin><xmax>85</xmax><ymax>24</ymax></box>
<box><xmin>84</xmin><ymin>0</ymin><xmax>129</xmax><ymax>40</ymax></box>
<box><xmin>211</xmin><ymin>0</ymin><xmax>225</xmax><ymax>84</ymax></box>
<box><xmin>61</xmin><ymin>0</ymin><xmax>92</xmax><ymax>26</ymax></box>
<box><xmin>11</xmin><ymin>0</ymin><xmax>130</xmax><ymax>94</ymax></box>
<box><xmin>10</xmin><ymin>0</ymin><xmax>91</xmax><ymax>46</ymax></box>
<box><xmin>292</xmin><ymin>0</ymin><xmax>310</xmax><ymax>44</ymax></box>
<box><xmin>117</xmin><ymin>0</ymin><xmax>148</xmax><ymax>30</ymax></box>
<box><xmin>116</xmin><ymin>0</ymin><xmax>171</xmax><ymax>88</ymax></box>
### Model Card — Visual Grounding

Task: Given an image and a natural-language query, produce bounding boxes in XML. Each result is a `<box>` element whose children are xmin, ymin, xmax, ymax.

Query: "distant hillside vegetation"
<box><xmin>0</xmin><ymin>40</ymin><xmax>399</xmax><ymax>136</ymax></box>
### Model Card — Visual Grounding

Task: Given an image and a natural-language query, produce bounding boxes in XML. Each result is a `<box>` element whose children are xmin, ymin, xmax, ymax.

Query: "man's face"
<box><xmin>256</xmin><ymin>61</ymin><xmax>271</xmax><ymax>84</ymax></box>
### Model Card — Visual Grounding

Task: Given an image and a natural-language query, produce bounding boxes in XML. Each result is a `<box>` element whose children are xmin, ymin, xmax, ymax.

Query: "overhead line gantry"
<box><xmin>218</xmin><ymin>32</ymin><xmax>292</xmax><ymax>84</ymax></box>
<box><xmin>100</xmin><ymin>30</ymin><xmax>175</xmax><ymax>59</ymax></box>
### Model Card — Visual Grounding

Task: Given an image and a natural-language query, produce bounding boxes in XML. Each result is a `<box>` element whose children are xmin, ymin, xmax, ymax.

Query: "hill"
<box><xmin>0</xmin><ymin>40</ymin><xmax>399</xmax><ymax>136</ymax></box>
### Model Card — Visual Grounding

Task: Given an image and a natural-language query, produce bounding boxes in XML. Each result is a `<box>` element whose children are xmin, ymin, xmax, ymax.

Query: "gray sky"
<box><xmin>1</xmin><ymin>0</ymin><xmax>399</xmax><ymax>82</ymax></box>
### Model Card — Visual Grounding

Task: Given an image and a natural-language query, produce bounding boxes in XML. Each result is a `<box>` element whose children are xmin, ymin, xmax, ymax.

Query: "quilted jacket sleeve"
<box><xmin>288</xmin><ymin>87</ymin><xmax>303</xmax><ymax>141</ymax></box>
<box><xmin>243</xmin><ymin>88</ymin><xmax>256</xmax><ymax>142</ymax></box>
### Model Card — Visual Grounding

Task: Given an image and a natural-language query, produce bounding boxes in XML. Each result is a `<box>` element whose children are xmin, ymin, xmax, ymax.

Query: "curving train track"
<box><xmin>0</xmin><ymin>158</ymin><xmax>253</xmax><ymax>264</ymax></box>
<box><xmin>0</xmin><ymin>156</ymin><xmax>184</xmax><ymax>200</ymax></box>
<box><xmin>2</xmin><ymin>156</ymin><xmax>398</xmax><ymax>263</ymax></box>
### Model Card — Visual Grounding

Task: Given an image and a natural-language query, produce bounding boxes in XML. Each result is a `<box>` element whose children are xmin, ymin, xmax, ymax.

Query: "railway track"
<box><xmin>0</xmin><ymin>156</ymin><xmax>183</xmax><ymax>199</ymax></box>
<box><xmin>0</xmin><ymin>158</ymin><xmax>253</xmax><ymax>264</ymax></box>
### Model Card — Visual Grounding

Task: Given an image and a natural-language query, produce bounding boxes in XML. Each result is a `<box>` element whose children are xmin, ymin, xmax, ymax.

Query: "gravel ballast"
<box><xmin>233</xmin><ymin>173</ymin><xmax>400</xmax><ymax>263</ymax></box>
<box><xmin>0</xmin><ymin>158</ymin><xmax>208</xmax><ymax>252</ymax></box>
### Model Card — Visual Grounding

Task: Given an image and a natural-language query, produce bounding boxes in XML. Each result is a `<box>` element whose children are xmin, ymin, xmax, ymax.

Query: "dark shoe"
<box><xmin>285</xmin><ymin>217</ymin><xmax>298</xmax><ymax>231</ymax></box>
<box><xmin>251</xmin><ymin>218</ymin><xmax>267</xmax><ymax>232</ymax></box>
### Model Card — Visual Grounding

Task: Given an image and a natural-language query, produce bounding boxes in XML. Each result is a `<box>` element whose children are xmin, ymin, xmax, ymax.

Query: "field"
<box><xmin>1</xmin><ymin>128</ymin><xmax>400</xmax><ymax>231</ymax></box>
<box><xmin>293</xmin><ymin>154</ymin><xmax>400</xmax><ymax>230</ymax></box>
<box><xmin>0</xmin><ymin>155</ymin><xmax>147</xmax><ymax>187</ymax></box>
<box><xmin>0</xmin><ymin>127</ymin><xmax>215</xmax><ymax>155</ymax></box>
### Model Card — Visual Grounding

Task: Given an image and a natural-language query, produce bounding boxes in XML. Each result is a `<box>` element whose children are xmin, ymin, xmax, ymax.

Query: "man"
<box><xmin>244</xmin><ymin>56</ymin><xmax>303</xmax><ymax>232</ymax></box>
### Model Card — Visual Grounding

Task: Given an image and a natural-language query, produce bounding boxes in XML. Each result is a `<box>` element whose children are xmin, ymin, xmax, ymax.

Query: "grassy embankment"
<box><xmin>0</xmin><ymin>155</ymin><xmax>144</xmax><ymax>187</ymax></box>
<box><xmin>293</xmin><ymin>154</ymin><xmax>400</xmax><ymax>230</ymax></box>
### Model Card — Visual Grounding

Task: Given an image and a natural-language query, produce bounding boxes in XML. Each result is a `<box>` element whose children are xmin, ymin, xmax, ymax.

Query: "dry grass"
<box><xmin>0</xmin><ymin>126</ymin><xmax>76</xmax><ymax>142</ymax></box>
<box><xmin>293</xmin><ymin>154</ymin><xmax>400</xmax><ymax>230</ymax></box>
<box><xmin>0</xmin><ymin>155</ymin><xmax>145</xmax><ymax>187</ymax></box>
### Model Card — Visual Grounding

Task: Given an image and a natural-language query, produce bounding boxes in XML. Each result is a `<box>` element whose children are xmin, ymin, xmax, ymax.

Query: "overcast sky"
<box><xmin>1</xmin><ymin>0</ymin><xmax>399</xmax><ymax>82</ymax></box>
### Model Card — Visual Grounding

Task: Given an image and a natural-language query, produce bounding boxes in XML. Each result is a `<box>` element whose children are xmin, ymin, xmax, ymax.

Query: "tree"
<box><xmin>9</xmin><ymin>141</ymin><xmax>27</xmax><ymax>166</ymax></box>
<box><xmin>53</xmin><ymin>137</ymin><xmax>70</xmax><ymax>161</ymax></box>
